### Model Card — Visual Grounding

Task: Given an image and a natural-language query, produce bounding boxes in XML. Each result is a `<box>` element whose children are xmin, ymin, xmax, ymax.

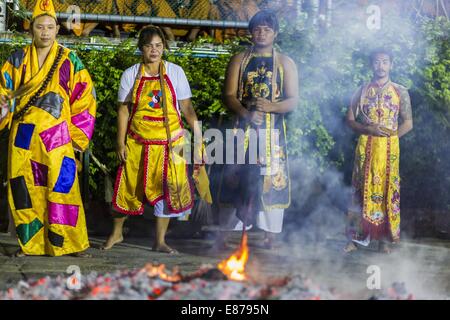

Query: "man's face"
<box><xmin>141</xmin><ymin>35</ymin><xmax>164</xmax><ymax>64</ymax></box>
<box><xmin>251</xmin><ymin>24</ymin><xmax>277</xmax><ymax>47</ymax></box>
<box><xmin>32</xmin><ymin>15</ymin><xmax>59</xmax><ymax>49</ymax></box>
<box><xmin>372</xmin><ymin>53</ymin><xmax>392</xmax><ymax>79</ymax></box>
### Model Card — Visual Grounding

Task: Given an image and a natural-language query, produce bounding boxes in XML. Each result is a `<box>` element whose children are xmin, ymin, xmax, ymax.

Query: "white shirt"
<box><xmin>117</xmin><ymin>61</ymin><xmax>192</xmax><ymax>110</ymax></box>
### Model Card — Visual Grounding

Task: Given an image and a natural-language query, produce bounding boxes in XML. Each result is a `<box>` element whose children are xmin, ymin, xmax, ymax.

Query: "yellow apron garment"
<box><xmin>349</xmin><ymin>82</ymin><xmax>402</xmax><ymax>241</ymax></box>
<box><xmin>113</xmin><ymin>63</ymin><xmax>194</xmax><ymax>216</ymax></box>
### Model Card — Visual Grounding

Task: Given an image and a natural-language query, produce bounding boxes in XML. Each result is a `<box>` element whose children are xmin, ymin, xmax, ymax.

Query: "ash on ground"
<box><xmin>0</xmin><ymin>263</ymin><xmax>417</xmax><ymax>300</ymax></box>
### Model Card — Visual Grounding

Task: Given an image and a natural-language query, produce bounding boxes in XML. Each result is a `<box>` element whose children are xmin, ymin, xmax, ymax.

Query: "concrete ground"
<box><xmin>0</xmin><ymin>221</ymin><xmax>449</xmax><ymax>299</ymax></box>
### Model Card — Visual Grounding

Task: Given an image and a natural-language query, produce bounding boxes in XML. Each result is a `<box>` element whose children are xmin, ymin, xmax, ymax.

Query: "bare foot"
<box><xmin>70</xmin><ymin>251</ymin><xmax>92</xmax><ymax>258</ymax></box>
<box><xmin>100</xmin><ymin>234</ymin><xmax>123</xmax><ymax>250</ymax></box>
<box><xmin>212</xmin><ymin>240</ymin><xmax>232</xmax><ymax>251</ymax></box>
<box><xmin>12</xmin><ymin>249</ymin><xmax>26</xmax><ymax>258</ymax></box>
<box><xmin>263</xmin><ymin>238</ymin><xmax>274</xmax><ymax>249</ymax></box>
<box><xmin>152</xmin><ymin>243</ymin><xmax>179</xmax><ymax>255</ymax></box>
<box><xmin>379</xmin><ymin>242</ymin><xmax>392</xmax><ymax>254</ymax></box>
<box><xmin>343</xmin><ymin>242</ymin><xmax>358</xmax><ymax>253</ymax></box>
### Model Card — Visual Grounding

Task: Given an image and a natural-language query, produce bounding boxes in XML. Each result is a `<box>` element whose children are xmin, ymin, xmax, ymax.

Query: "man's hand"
<box><xmin>366</xmin><ymin>124</ymin><xmax>390</xmax><ymax>137</ymax></box>
<box><xmin>248</xmin><ymin>110</ymin><xmax>264</xmax><ymax>126</ymax></box>
<box><xmin>0</xmin><ymin>95</ymin><xmax>10</xmax><ymax>121</ymax></box>
<box><xmin>254</xmin><ymin>97</ymin><xmax>273</xmax><ymax>113</ymax></box>
<box><xmin>0</xmin><ymin>95</ymin><xmax>8</xmax><ymax>108</ymax></box>
<box><xmin>116</xmin><ymin>142</ymin><xmax>127</xmax><ymax>163</ymax></box>
<box><xmin>193</xmin><ymin>142</ymin><xmax>204</xmax><ymax>163</ymax></box>
<box><xmin>193</xmin><ymin>164</ymin><xmax>201</xmax><ymax>179</ymax></box>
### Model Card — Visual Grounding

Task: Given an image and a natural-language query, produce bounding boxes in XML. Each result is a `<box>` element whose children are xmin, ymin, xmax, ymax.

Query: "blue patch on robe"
<box><xmin>4</xmin><ymin>71</ymin><xmax>13</xmax><ymax>90</ymax></box>
<box><xmin>7</xmin><ymin>49</ymin><xmax>25</xmax><ymax>69</ymax></box>
<box><xmin>14</xmin><ymin>123</ymin><xmax>35</xmax><ymax>150</ymax></box>
<box><xmin>53</xmin><ymin>157</ymin><xmax>76</xmax><ymax>194</ymax></box>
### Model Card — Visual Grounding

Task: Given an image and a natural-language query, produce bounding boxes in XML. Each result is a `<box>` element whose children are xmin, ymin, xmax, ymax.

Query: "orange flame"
<box><xmin>144</xmin><ymin>264</ymin><xmax>182</xmax><ymax>282</ymax></box>
<box><xmin>217</xmin><ymin>233</ymin><xmax>249</xmax><ymax>281</ymax></box>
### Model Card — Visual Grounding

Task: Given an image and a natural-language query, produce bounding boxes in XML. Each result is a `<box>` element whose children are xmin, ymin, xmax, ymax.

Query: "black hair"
<box><xmin>369</xmin><ymin>48</ymin><xmax>394</xmax><ymax>64</ymax></box>
<box><xmin>30</xmin><ymin>14</ymin><xmax>59</xmax><ymax>28</ymax></box>
<box><xmin>248</xmin><ymin>10</ymin><xmax>279</xmax><ymax>34</ymax></box>
<box><xmin>138</xmin><ymin>25</ymin><xmax>168</xmax><ymax>51</ymax></box>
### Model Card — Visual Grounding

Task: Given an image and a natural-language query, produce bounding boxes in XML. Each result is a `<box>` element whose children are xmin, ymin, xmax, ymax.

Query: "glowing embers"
<box><xmin>16</xmin><ymin>218</ymin><xmax>43</xmax><ymax>245</ymax></box>
<box><xmin>144</xmin><ymin>264</ymin><xmax>182</xmax><ymax>283</ymax></box>
<box><xmin>48</xmin><ymin>202</ymin><xmax>79</xmax><ymax>227</ymax></box>
<box><xmin>217</xmin><ymin>232</ymin><xmax>249</xmax><ymax>281</ymax></box>
<box><xmin>39</xmin><ymin>121</ymin><xmax>71</xmax><ymax>152</ymax></box>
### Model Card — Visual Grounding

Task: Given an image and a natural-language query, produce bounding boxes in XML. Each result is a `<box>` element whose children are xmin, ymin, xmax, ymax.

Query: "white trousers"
<box><xmin>219</xmin><ymin>207</ymin><xmax>284</xmax><ymax>233</ymax></box>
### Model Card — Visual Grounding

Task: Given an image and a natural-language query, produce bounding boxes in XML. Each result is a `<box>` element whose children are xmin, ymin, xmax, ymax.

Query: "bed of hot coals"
<box><xmin>0</xmin><ymin>263</ymin><xmax>414</xmax><ymax>300</ymax></box>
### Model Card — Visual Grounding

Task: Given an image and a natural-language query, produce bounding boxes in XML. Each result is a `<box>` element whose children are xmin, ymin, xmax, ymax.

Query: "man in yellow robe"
<box><xmin>0</xmin><ymin>0</ymin><xmax>97</xmax><ymax>257</ymax></box>
<box><xmin>344</xmin><ymin>48</ymin><xmax>413</xmax><ymax>254</ymax></box>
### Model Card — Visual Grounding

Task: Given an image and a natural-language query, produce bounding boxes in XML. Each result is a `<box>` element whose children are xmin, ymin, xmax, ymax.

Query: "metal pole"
<box><xmin>82</xmin><ymin>150</ymin><xmax>90</xmax><ymax>207</ymax></box>
<box><xmin>326</xmin><ymin>0</ymin><xmax>333</xmax><ymax>28</ymax></box>
<box><xmin>24</xmin><ymin>11</ymin><xmax>249</xmax><ymax>29</ymax></box>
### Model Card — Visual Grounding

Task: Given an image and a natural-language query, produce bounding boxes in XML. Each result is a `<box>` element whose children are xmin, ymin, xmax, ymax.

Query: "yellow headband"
<box><xmin>32</xmin><ymin>0</ymin><xmax>57</xmax><ymax>21</ymax></box>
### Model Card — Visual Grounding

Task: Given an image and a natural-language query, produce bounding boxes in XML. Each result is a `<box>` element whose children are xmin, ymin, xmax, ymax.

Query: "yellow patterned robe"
<box><xmin>348</xmin><ymin>81</ymin><xmax>412</xmax><ymax>242</ymax></box>
<box><xmin>0</xmin><ymin>41</ymin><xmax>97</xmax><ymax>256</ymax></box>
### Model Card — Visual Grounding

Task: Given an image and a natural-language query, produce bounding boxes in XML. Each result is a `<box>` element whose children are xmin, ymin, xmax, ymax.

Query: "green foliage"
<box><xmin>0</xmin><ymin>16</ymin><xmax>449</xmax><ymax>210</ymax></box>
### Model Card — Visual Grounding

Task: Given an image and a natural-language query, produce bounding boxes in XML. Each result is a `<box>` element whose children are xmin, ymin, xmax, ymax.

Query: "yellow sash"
<box><xmin>0</xmin><ymin>41</ymin><xmax>61</xmax><ymax>130</ymax></box>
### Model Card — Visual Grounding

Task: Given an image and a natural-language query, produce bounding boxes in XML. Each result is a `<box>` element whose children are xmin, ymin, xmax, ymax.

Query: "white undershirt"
<box><xmin>117</xmin><ymin>61</ymin><xmax>192</xmax><ymax>111</ymax></box>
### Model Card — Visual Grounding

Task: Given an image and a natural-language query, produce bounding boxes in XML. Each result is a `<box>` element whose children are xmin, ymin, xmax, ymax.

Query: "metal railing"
<box><xmin>25</xmin><ymin>11</ymin><xmax>249</xmax><ymax>28</ymax></box>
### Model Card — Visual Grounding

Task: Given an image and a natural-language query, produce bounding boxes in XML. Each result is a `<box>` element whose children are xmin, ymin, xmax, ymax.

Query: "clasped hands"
<box><xmin>247</xmin><ymin>97</ymin><xmax>273</xmax><ymax>126</ymax></box>
<box><xmin>366</xmin><ymin>124</ymin><xmax>397</xmax><ymax>137</ymax></box>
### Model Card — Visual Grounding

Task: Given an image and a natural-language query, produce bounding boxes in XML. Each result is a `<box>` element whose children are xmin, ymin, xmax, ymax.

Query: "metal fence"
<box><xmin>9</xmin><ymin>0</ymin><xmax>448</xmax><ymax>34</ymax></box>
<box><xmin>18</xmin><ymin>0</ymin><xmax>301</xmax><ymax>26</ymax></box>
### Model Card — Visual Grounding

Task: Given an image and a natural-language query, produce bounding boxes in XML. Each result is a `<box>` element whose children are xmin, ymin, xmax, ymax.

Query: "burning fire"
<box><xmin>144</xmin><ymin>264</ymin><xmax>182</xmax><ymax>283</ymax></box>
<box><xmin>217</xmin><ymin>233</ymin><xmax>249</xmax><ymax>281</ymax></box>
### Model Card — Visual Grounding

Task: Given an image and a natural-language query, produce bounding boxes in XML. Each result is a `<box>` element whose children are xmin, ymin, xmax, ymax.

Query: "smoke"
<box><xmin>201</xmin><ymin>2</ymin><xmax>450</xmax><ymax>300</ymax></box>
<box><xmin>263</xmin><ymin>1</ymin><xmax>450</xmax><ymax>299</ymax></box>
